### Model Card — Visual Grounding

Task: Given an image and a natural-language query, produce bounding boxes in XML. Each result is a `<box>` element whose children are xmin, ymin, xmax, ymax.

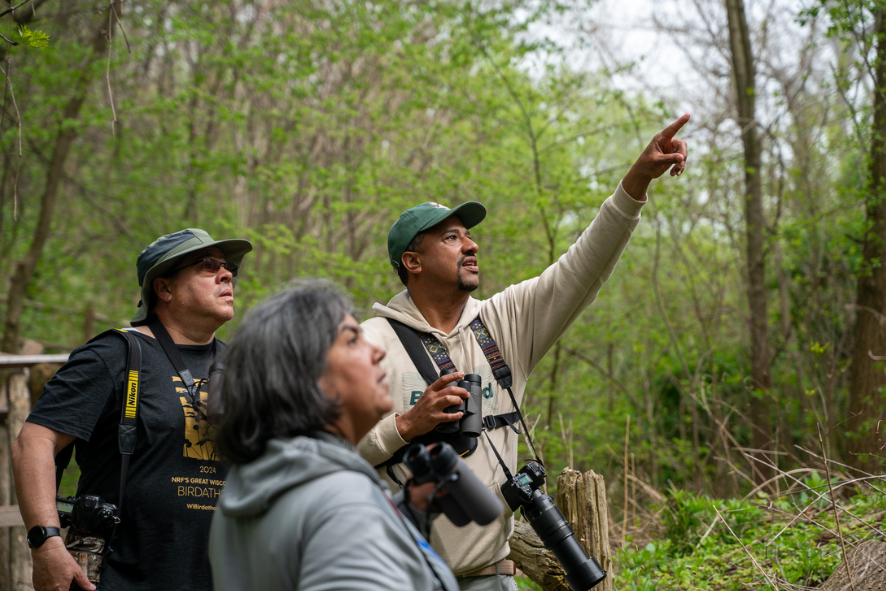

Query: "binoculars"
<box><xmin>403</xmin><ymin>442</ymin><xmax>502</xmax><ymax>527</ymax></box>
<box><xmin>435</xmin><ymin>369</ymin><xmax>483</xmax><ymax>437</ymax></box>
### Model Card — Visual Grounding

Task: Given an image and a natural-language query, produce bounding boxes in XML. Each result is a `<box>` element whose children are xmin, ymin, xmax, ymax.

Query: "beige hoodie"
<box><xmin>358</xmin><ymin>183</ymin><xmax>645</xmax><ymax>575</ymax></box>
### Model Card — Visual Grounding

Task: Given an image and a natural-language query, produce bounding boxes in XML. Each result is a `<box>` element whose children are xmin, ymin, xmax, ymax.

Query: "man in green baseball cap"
<box><xmin>386</xmin><ymin>201</ymin><xmax>487</xmax><ymax>284</ymax></box>
<box><xmin>359</xmin><ymin>114</ymin><xmax>692</xmax><ymax>589</ymax></box>
<box><xmin>14</xmin><ymin>228</ymin><xmax>252</xmax><ymax>591</ymax></box>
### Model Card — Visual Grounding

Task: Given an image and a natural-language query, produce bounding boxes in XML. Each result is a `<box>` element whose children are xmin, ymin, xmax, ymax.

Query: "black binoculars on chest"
<box><xmin>435</xmin><ymin>369</ymin><xmax>483</xmax><ymax>438</ymax></box>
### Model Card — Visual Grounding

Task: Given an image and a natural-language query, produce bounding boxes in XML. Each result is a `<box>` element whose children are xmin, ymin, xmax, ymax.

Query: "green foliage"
<box><xmin>0</xmin><ymin>0</ymin><xmax>880</xmax><ymax>516</ymax></box>
<box><xmin>16</xmin><ymin>24</ymin><xmax>49</xmax><ymax>48</ymax></box>
<box><xmin>617</xmin><ymin>486</ymin><xmax>886</xmax><ymax>590</ymax></box>
<box><xmin>660</xmin><ymin>487</ymin><xmax>716</xmax><ymax>556</ymax></box>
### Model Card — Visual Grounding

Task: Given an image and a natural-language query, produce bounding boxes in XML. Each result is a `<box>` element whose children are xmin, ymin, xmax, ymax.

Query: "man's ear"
<box><xmin>153</xmin><ymin>276</ymin><xmax>174</xmax><ymax>304</ymax></box>
<box><xmin>401</xmin><ymin>252</ymin><xmax>421</xmax><ymax>276</ymax></box>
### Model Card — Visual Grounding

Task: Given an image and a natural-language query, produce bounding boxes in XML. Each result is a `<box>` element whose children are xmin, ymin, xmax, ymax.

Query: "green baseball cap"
<box><xmin>131</xmin><ymin>228</ymin><xmax>253</xmax><ymax>325</ymax></box>
<box><xmin>388</xmin><ymin>201</ymin><xmax>487</xmax><ymax>271</ymax></box>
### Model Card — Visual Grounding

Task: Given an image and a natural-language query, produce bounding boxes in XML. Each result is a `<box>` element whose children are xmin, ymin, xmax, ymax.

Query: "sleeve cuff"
<box><xmin>611</xmin><ymin>181</ymin><xmax>646</xmax><ymax>219</ymax></box>
<box><xmin>357</xmin><ymin>412</ymin><xmax>409</xmax><ymax>466</ymax></box>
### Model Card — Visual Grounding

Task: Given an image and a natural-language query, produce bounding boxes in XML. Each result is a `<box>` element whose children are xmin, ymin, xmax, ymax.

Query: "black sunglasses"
<box><xmin>172</xmin><ymin>258</ymin><xmax>240</xmax><ymax>280</ymax></box>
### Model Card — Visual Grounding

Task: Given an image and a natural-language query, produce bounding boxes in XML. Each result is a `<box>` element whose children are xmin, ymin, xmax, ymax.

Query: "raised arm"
<box><xmin>484</xmin><ymin>114</ymin><xmax>691</xmax><ymax>376</ymax></box>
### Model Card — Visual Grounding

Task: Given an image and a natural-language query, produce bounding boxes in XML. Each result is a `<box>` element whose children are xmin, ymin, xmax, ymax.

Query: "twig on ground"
<box><xmin>818</xmin><ymin>423</ymin><xmax>855</xmax><ymax>591</ymax></box>
<box><xmin>714</xmin><ymin>505</ymin><xmax>780</xmax><ymax>590</ymax></box>
<box><xmin>623</xmin><ymin>414</ymin><xmax>630</xmax><ymax>548</ymax></box>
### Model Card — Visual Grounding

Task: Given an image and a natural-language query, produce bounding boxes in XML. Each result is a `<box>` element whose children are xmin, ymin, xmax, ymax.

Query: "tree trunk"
<box><xmin>1</xmin><ymin>6</ymin><xmax>115</xmax><ymax>354</ymax></box>
<box><xmin>847</xmin><ymin>9</ymin><xmax>886</xmax><ymax>471</ymax></box>
<box><xmin>725</xmin><ymin>0</ymin><xmax>772</xmax><ymax>484</ymax></box>
<box><xmin>0</xmin><ymin>340</ymin><xmax>41</xmax><ymax>590</ymax></box>
<box><xmin>0</xmin><ymin>7</ymin><xmax>116</xmax><ymax>588</ymax></box>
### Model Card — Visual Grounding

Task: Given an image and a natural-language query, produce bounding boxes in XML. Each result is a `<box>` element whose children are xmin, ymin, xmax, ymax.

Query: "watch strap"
<box><xmin>27</xmin><ymin>525</ymin><xmax>61</xmax><ymax>548</ymax></box>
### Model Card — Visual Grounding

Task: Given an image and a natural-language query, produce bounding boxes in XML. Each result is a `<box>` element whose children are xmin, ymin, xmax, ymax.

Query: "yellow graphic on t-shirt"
<box><xmin>175</xmin><ymin>377</ymin><xmax>219</xmax><ymax>461</ymax></box>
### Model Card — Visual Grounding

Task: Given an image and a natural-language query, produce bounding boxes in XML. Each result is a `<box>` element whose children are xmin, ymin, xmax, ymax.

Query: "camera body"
<box><xmin>57</xmin><ymin>495</ymin><xmax>121</xmax><ymax>583</ymax></box>
<box><xmin>403</xmin><ymin>442</ymin><xmax>501</xmax><ymax>527</ymax></box>
<box><xmin>500</xmin><ymin>462</ymin><xmax>607</xmax><ymax>591</ymax></box>
<box><xmin>500</xmin><ymin>460</ymin><xmax>547</xmax><ymax>508</ymax></box>
<box><xmin>436</xmin><ymin>371</ymin><xmax>483</xmax><ymax>437</ymax></box>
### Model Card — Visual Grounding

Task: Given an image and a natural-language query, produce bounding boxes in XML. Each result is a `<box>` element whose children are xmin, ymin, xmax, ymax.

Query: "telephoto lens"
<box><xmin>457</xmin><ymin>374</ymin><xmax>482</xmax><ymax>437</ymax></box>
<box><xmin>522</xmin><ymin>492</ymin><xmax>606</xmax><ymax>590</ymax></box>
<box><xmin>501</xmin><ymin>463</ymin><xmax>606</xmax><ymax>591</ymax></box>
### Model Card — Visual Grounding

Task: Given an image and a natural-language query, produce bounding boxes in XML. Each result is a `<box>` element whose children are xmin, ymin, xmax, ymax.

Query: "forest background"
<box><xmin>2</xmin><ymin>0</ymin><xmax>886</xmax><ymax>589</ymax></box>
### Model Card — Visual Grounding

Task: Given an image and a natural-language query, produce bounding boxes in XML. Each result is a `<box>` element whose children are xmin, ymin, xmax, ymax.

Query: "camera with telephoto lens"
<box><xmin>435</xmin><ymin>369</ymin><xmax>483</xmax><ymax>437</ymax></box>
<box><xmin>500</xmin><ymin>462</ymin><xmax>607</xmax><ymax>591</ymax></box>
<box><xmin>56</xmin><ymin>495</ymin><xmax>121</xmax><ymax>584</ymax></box>
<box><xmin>403</xmin><ymin>442</ymin><xmax>502</xmax><ymax>527</ymax></box>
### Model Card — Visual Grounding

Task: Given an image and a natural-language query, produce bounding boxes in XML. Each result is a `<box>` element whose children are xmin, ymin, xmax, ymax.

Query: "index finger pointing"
<box><xmin>660</xmin><ymin>113</ymin><xmax>690</xmax><ymax>139</ymax></box>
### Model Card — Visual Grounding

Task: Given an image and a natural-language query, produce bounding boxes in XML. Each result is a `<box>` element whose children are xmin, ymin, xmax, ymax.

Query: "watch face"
<box><xmin>27</xmin><ymin>525</ymin><xmax>59</xmax><ymax>548</ymax></box>
<box><xmin>26</xmin><ymin>526</ymin><xmax>46</xmax><ymax>548</ymax></box>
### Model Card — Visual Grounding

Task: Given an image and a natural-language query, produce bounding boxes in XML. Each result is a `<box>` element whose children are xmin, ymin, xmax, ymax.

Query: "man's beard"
<box><xmin>457</xmin><ymin>258</ymin><xmax>478</xmax><ymax>292</ymax></box>
<box><xmin>457</xmin><ymin>275</ymin><xmax>478</xmax><ymax>292</ymax></box>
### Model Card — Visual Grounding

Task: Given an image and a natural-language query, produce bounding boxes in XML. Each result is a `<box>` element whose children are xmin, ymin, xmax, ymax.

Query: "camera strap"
<box><xmin>467</xmin><ymin>317</ymin><xmax>543</xmax><ymax>469</ymax></box>
<box><xmin>55</xmin><ymin>328</ymin><xmax>142</xmax><ymax>515</ymax></box>
<box><xmin>387</xmin><ymin>318</ymin><xmax>442</xmax><ymax>387</ymax></box>
<box><xmin>147</xmin><ymin>317</ymin><xmax>213</xmax><ymax>406</ymax></box>
<box><xmin>114</xmin><ymin>329</ymin><xmax>142</xmax><ymax>514</ymax></box>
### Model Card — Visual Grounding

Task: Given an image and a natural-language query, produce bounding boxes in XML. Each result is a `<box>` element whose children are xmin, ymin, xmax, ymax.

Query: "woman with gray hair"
<box><xmin>208</xmin><ymin>281</ymin><xmax>458</xmax><ymax>591</ymax></box>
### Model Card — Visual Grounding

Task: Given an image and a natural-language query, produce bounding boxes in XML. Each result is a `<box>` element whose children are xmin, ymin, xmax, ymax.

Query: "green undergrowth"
<box><xmin>615</xmin><ymin>477</ymin><xmax>886</xmax><ymax>590</ymax></box>
<box><xmin>53</xmin><ymin>463</ymin><xmax>885</xmax><ymax>591</ymax></box>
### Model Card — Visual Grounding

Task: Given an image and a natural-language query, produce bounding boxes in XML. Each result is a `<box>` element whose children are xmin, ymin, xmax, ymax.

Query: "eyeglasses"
<box><xmin>172</xmin><ymin>258</ymin><xmax>240</xmax><ymax>280</ymax></box>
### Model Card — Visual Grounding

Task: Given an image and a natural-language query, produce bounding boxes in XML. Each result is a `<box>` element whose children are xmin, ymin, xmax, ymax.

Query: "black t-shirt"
<box><xmin>28</xmin><ymin>329</ymin><xmax>227</xmax><ymax>591</ymax></box>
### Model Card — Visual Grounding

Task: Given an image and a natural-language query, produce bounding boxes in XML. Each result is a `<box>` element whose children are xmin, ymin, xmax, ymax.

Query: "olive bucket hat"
<box><xmin>131</xmin><ymin>228</ymin><xmax>253</xmax><ymax>326</ymax></box>
<box><xmin>387</xmin><ymin>201</ymin><xmax>486</xmax><ymax>271</ymax></box>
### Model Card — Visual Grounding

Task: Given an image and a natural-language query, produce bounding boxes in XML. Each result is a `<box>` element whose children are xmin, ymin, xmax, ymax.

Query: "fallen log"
<box><xmin>820</xmin><ymin>541</ymin><xmax>886</xmax><ymax>591</ymax></box>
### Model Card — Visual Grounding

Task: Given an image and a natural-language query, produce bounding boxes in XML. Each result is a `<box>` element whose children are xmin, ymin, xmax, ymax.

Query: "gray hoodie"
<box><xmin>209</xmin><ymin>432</ymin><xmax>458</xmax><ymax>591</ymax></box>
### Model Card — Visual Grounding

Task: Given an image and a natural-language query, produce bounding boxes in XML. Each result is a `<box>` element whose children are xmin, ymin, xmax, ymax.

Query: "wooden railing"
<box><xmin>0</xmin><ymin>348</ymin><xmax>67</xmax><ymax>590</ymax></box>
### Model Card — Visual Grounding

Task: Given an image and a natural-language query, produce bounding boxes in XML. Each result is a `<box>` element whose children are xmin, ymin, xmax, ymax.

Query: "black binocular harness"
<box><xmin>379</xmin><ymin>316</ymin><xmax>542</xmax><ymax>486</ymax></box>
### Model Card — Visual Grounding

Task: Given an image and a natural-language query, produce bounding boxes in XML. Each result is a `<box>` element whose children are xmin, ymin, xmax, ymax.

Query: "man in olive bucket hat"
<box><xmin>13</xmin><ymin>229</ymin><xmax>252</xmax><ymax>591</ymax></box>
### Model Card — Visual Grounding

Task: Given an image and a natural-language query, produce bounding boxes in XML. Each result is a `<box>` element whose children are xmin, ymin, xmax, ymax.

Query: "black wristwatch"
<box><xmin>26</xmin><ymin>525</ymin><xmax>61</xmax><ymax>549</ymax></box>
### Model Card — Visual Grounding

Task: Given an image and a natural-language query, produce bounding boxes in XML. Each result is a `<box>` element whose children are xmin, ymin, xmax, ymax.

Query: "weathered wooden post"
<box><xmin>508</xmin><ymin>468</ymin><xmax>613</xmax><ymax>591</ymax></box>
<box><xmin>555</xmin><ymin>469</ymin><xmax>612</xmax><ymax>591</ymax></box>
<box><xmin>0</xmin><ymin>367</ymin><xmax>10</xmax><ymax>590</ymax></box>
